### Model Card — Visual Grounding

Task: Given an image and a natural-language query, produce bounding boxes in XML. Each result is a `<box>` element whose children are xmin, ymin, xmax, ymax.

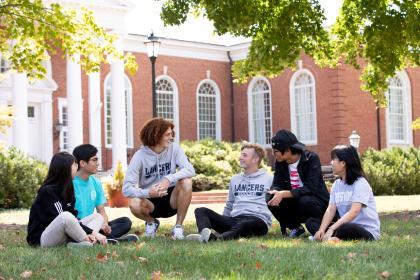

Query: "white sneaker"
<box><xmin>67</xmin><ymin>241</ymin><xmax>93</xmax><ymax>248</ymax></box>
<box><xmin>186</xmin><ymin>233</ymin><xmax>201</xmax><ymax>242</ymax></box>
<box><xmin>172</xmin><ymin>225</ymin><xmax>185</xmax><ymax>240</ymax></box>
<box><xmin>145</xmin><ymin>219</ymin><xmax>160</xmax><ymax>238</ymax></box>
<box><xmin>308</xmin><ymin>235</ymin><xmax>315</xmax><ymax>241</ymax></box>
<box><xmin>200</xmin><ymin>228</ymin><xmax>211</xmax><ymax>243</ymax></box>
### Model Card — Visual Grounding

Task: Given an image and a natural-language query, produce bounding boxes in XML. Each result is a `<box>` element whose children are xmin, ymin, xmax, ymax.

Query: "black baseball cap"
<box><xmin>271</xmin><ymin>129</ymin><xmax>305</xmax><ymax>151</ymax></box>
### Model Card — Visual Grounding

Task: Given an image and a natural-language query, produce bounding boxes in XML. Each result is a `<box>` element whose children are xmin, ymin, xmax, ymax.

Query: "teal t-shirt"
<box><xmin>73</xmin><ymin>175</ymin><xmax>107</xmax><ymax>219</ymax></box>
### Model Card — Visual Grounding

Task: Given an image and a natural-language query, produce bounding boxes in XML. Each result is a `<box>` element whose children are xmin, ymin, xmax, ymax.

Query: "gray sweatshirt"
<box><xmin>123</xmin><ymin>143</ymin><xmax>195</xmax><ymax>198</ymax></box>
<box><xmin>223</xmin><ymin>169</ymin><xmax>273</xmax><ymax>227</ymax></box>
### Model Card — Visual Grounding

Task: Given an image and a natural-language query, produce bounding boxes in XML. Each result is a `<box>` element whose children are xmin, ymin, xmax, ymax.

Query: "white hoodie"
<box><xmin>123</xmin><ymin>143</ymin><xmax>195</xmax><ymax>198</ymax></box>
<box><xmin>223</xmin><ymin>169</ymin><xmax>273</xmax><ymax>227</ymax></box>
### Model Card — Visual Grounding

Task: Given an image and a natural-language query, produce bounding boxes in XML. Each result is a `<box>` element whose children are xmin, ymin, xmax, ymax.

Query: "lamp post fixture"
<box><xmin>349</xmin><ymin>130</ymin><xmax>361</xmax><ymax>149</ymax></box>
<box><xmin>144</xmin><ymin>32</ymin><xmax>161</xmax><ymax>117</ymax></box>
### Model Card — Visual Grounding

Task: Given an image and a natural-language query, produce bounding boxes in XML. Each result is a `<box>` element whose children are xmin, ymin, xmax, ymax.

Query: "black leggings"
<box><xmin>101</xmin><ymin>217</ymin><xmax>132</xmax><ymax>239</ymax></box>
<box><xmin>306</xmin><ymin>218</ymin><xmax>374</xmax><ymax>241</ymax></box>
<box><xmin>194</xmin><ymin>207</ymin><xmax>268</xmax><ymax>241</ymax></box>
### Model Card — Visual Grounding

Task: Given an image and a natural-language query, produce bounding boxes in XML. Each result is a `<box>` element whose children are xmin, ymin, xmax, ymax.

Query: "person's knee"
<box><xmin>92</xmin><ymin>213</ymin><xmax>104</xmax><ymax>225</ymax></box>
<box><xmin>194</xmin><ymin>207</ymin><xmax>207</xmax><ymax>217</ymax></box>
<box><xmin>59</xmin><ymin>211</ymin><xmax>77</xmax><ymax>224</ymax></box>
<box><xmin>178</xmin><ymin>178</ymin><xmax>192</xmax><ymax>192</ymax></box>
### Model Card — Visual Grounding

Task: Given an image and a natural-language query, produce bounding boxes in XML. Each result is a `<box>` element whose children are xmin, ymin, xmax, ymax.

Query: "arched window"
<box><xmin>104</xmin><ymin>74</ymin><xmax>133</xmax><ymax>148</ymax></box>
<box><xmin>156</xmin><ymin>76</ymin><xmax>180</xmax><ymax>142</ymax></box>
<box><xmin>386</xmin><ymin>71</ymin><xmax>412</xmax><ymax>146</ymax></box>
<box><xmin>289</xmin><ymin>70</ymin><xmax>317</xmax><ymax>145</ymax></box>
<box><xmin>196</xmin><ymin>80</ymin><xmax>221</xmax><ymax>140</ymax></box>
<box><xmin>247</xmin><ymin>78</ymin><xmax>272</xmax><ymax>145</ymax></box>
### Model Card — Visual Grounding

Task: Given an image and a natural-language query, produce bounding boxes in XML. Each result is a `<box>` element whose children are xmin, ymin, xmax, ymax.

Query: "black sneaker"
<box><xmin>288</xmin><ymin>226</ymin><xmax>305</xmax><ymax>238</ymax></box>
<box><xmin>106</xmin><ymin>238</ymin><xmax>119</xmax><ymax>245</ymax></box>
<box><xmin>116</xmin><ymin>234</ymin><xmax>139</xmax><ymax>243</ymax></box>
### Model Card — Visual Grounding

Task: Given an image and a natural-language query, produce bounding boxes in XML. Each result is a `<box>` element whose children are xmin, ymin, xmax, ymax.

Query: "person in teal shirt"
<box><xmin>73</xmin><ymin>144</ymin><xmax>138</xmax><ymax>243</ymax></box>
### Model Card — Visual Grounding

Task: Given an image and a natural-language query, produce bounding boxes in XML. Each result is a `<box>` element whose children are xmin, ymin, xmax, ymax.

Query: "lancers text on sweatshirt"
<box><xmin>123</xmin><ymin>143</ymin><xmax>195</xmax><ymax>199</ymax></box>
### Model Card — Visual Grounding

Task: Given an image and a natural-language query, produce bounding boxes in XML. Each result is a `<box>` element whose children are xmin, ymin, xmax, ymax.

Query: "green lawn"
<box><xmin>0</xmin><ymin>211</ymin><xmax>419</xmax><ymax>279</ymax></box>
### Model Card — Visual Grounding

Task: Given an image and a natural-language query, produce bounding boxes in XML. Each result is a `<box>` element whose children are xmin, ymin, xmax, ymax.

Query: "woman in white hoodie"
<box><xmin>123</xmin><ymin>118</ymin><xmax>195</xmax><ymax>240</ymax></box>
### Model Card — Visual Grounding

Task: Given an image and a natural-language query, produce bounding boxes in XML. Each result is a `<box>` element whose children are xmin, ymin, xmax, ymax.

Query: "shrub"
<box><xmin>181</xmin><ymin>140</ymin><xmax>272</xmax><ymax>191</ymax></box>
<box><xmin>362</xmin><ymin>147</ymin><xmax>420</xmax><ymax>195</ymax></box>
<box><xmin>0</xmin><ymin>147</ymin><xmax>48</xmax><ymax>208</ymax></box>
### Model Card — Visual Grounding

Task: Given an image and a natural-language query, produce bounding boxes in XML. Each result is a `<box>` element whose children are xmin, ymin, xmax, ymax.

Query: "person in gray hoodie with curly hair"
<box><xmin>123</xmin><ymin>118</ymin><xmax>195</xmax><ymax>240</ymax></box>
<box><xmin>186</xmin><ymin>143</ymin><xmax>273</xmax><ymax>243</ymax></box>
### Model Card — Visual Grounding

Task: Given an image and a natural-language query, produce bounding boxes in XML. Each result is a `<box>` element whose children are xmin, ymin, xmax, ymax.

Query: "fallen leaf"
<box><xmin>237</xmin><ymin>238</ymin><xmax>247</xmax><ymax>243</ymax></box>
<box><xmin>116</xmin><ymin>261</ymin><xmax>124</xmax><ymax>267</ymax></box>
<box><xmin>21</xmin><ymin>270</ymin><xmax>33</xmax><ymax>278</ymax></box>
<box><xmin>0</xmin><ymin>275</ymin><xmax>5</xmax><ymax>280</ymax></box>
<box><xmin>136</xmin><ymin>242</ymin><xmax>146</xmax><ymax>250</ymax></box>
<box><xmin>96</xmin><ymin>253</ymin><xmax>108</xmax><ymax>262</ymax></box>
<box><xmin>112</xmin><ymin>251</ymin><xmax>119</xmax><ymax>258</ymax></box>
<box><xmin>151</xmin><ymin>271</ymin><xmax>163</xmax><ymax>280</ymax></box>
<box><xmin>255</xmin><ymin>262</ymin><xmax>263</xmax><ymax>270</ymax></box>
<box><xmin>138</xmin><ymin>257</ymin><xmax>148</xmax><ymax>263</ymax></box>
<box><xmin>259</xmin><ymin>243</ymin><xmax>268</xmax><ymax>250</ymax></box>
<box><xmin>0</xmin><ymin>244</ymin><xmax>4</xmax><ymax>250</ymax></box>
<box><xmin>346</xmin><ymin>252</ymin><xmax>357</xmax><ymax>260</ymax></box>
<box><xmin>379</xmin><ymin>271</ymin><xmax>390</xmax><ymax>279</ymax></box>
<box><xmin>361</xmin><ymin>251</ymin><xmax>369</xmax><ymax>257</ymax></box>
<box><xmin>167</xmin><ymin>272</ymin><xmax>183</xmax><ymax>277</ymax></box>
<box><xmin>79</xmin><ymin>275</ymin><xmax>86</xmax><ymax>280</ymax></box>
<box><xmin>135</xmin><ymin>270</ymin><xmax>140</xmax><ymax>276</ymax></box>
<box><xmin>134</xmin><ymin>230</ymin><xmax>142</xmax><ymax>236</ymax></box>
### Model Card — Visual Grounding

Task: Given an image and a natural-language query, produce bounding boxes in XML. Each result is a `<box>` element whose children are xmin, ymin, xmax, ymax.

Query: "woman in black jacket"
<box><xmin>27</xmin><ymin>152</ymin><xmax>106</xmax><ymax>247</ymax></box>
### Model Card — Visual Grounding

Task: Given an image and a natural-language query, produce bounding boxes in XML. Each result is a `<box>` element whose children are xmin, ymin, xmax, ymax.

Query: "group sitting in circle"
<box><xmin>27</xmin><ymin>117</ymin><xmax>380</xmax><ymax>247</ymax></box>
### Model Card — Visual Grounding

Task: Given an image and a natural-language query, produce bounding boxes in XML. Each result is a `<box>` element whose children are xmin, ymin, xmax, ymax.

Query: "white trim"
<box><xmin>196</xmin><ymin>79</ymin><xmax>222</xmax><ymax>140</ymax></box>
<box><xmin>385</xmin><ymin>70</ymin><xmax>413</xmax><ymax>147</ymax></box>
<box><xmin>57</xmin><ymin>98</ymin><xmax>69</xmax><ymax>152</ymax></box>
<box><xmin>247</xmin><ymin>77</ymin><xmax>273</xmax><ymax>147</ymax></box>
<box><xmin>155</xmin><ymin>75</ymin><xmax>180</xmax><ymax>143</ymax></box>
<box><xmin>103</xmin><ymin>73</ymin><xmax>134</xmax><ymax>148</ymax></box>
<box><xmin>289</xmin><ymin>69</ymin><xmax>318</xmax><ymax>146</ymax></box>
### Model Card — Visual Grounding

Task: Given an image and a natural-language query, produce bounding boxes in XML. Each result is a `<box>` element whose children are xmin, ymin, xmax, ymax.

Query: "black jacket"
<box><xmin>271</xmin><ymin>150</ymin><xmax>329</xmax><ymax>207</ymax></box>
<box><xmin>27</xmin><ymin>184</ymin><xmax>93</xmax><ymax>246</ymax></box>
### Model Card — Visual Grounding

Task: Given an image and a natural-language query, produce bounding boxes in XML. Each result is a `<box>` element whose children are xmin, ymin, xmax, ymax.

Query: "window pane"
<box><xmin>198</xmin><ymin>82</ymin><xmax>217</xmax><ymax>139</ymax></box>
<box><xmin>293</xmin><ymin>73</ymin><xmax>315</xmax><ymax>142</ymax></box>
<box><xmin>251</xmin><ymin>80</ymin><xmax>272</xmax><ymax>145</ymax></box>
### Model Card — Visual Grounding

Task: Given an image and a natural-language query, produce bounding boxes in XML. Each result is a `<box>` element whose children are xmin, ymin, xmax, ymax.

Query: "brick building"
<box><xmin>1</xmin><ymin>0</ymin><xmax>419</xmax><ymax>169</ymax></box>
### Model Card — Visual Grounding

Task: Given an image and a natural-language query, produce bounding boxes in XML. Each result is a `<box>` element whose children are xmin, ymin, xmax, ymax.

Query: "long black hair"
<box><xmin>331</xmin><ymin>145</ymin><xmax>366</xmax><ymax>185</ymax></box>
<box><xmin>41</xmin><ymin>152</ymin><xmax>76</xmax><ymax>202</ymax></box>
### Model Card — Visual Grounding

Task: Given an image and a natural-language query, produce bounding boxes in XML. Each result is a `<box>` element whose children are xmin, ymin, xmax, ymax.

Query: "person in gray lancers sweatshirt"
<box><xmin>186</xmin><ymin>143</ymin><xmax>273</xmax><ymax>243</ymax></box>
<box><xmin>123</xmin><ymin>118</ymin><xmax>195</xmax><ymax>240</ymax></box>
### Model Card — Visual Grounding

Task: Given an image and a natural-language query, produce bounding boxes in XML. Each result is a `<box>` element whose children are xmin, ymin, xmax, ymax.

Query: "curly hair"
<box><xmin>140</xmin><ymin>118</ymin><xmax>175</xmax><ymax>147</ymax></box>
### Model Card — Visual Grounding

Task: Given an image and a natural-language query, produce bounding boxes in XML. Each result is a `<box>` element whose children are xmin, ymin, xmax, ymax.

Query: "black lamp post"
<box><xmin>144</xmin><ymin>32</ymin><xmax>161</xmax><ymax>117</ymax></box>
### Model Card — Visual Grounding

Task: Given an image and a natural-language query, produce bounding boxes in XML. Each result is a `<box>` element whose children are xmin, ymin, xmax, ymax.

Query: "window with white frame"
<box><xmin>386</xmin><ymin>73</ymin><xmax>412</xmax><ymax>145</ymax></box>
<box><xmin>290</xmin><ymin>71</ymin><xmax>317</xmax><ymax>144</ymax></box>
<box><xmin>156</xmin><ymin>78</ymin><xmax>176</xmax><ymax>120</ymax></box>
<box><xmin>248</xmin><ymin>78</ymin><xmax>272</xmax><ymax>145</ymax></box>
<box><xmin>58</xmin><ymin>99</ymin><xmax>69</xmax><ymax>152</ymax></box>
<box><xmin>104</xmin><ymin>75</ymin><xmax>134</xmax><ymax>148</ymax></box>
<box><xmin>197</xmin><ymin>81</ymin><xmax>221</xmax><ymax>140</ymax></box>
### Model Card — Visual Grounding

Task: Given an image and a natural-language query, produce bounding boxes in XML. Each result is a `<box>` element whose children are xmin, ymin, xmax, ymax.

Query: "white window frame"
<box><xmin>289</xmin><ymin>69</ymin><xmax>318</xmax><ymax>146</ymax></box>
<box><xmin>104</xmin><ymin>74</ymin><xmax>134</xmax><ymax>149</ymax></box>
<box><xmin>385</xmin><ymin>70</ymin><xmax>413</xmax><ymax>147</ymax></box>
<box><xmin>196</xmin><ymin>79</ymin><xmax>221</xmax><ymax>140</ymax></box>
<box><xmin>155</xmin><ymin>75</ymin><xmax>180</xmax><ymax>143</ymax></box>
<box><xmin>247</xmin><ymin>77</ymin><xmax>273</xmax><ymax>146</ymax></box>
<box><xmin>57</xmin><ymin>98</ymin><xmax>69</xmax><ymax>152</ymax></box>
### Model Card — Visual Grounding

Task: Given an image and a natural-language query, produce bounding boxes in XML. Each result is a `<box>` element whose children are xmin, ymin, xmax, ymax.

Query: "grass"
<box><xmin>0</xmin><ymin>211</ymin><xmax>419</xmax><ymax>279</ymax></box>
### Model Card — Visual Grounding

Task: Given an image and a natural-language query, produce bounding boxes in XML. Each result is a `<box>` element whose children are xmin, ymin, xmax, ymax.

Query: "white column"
<box><xmin>88</xmin><ymin>71</ymin><xmax>103</xmax><ymax>169</ymax></box>
<box><xmin>41</xmin><ymin>95</ymin><xmax>53</xmax><ymax>163</ymax></box>
<box><xmin>110</xmin><ymin>37</ymin><xmax>127</xmax><ymax>169</ymax></box>
<box><xmin>12</xmin><ymin>72</ymin><xmax>28</xmax><ymax>153</ymax></box>
<box><xmin>66</xmin><ymin>54</ymin><xmax>83</xmax><ymax>153</ymax></box>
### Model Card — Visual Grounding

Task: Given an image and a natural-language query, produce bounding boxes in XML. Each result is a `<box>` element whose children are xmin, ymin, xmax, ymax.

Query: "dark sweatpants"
<box><xmin>194</xmin><ymin>207</ymin><xmax>268</xmax><ymax>241</ymax></box>
<box><xmin>268</xmin><ymin>195</ymin><xmax>326</xmax><ymax>234</ymax></box>
<box><xmin>101</xmin><ymin>217</ymin><xmax>132</xmax><ymax>239</ymax></box>
<box><xmin>305</xmin><ymin>217</ymin><xmax>374</xmax><ymax>241</ymax></box>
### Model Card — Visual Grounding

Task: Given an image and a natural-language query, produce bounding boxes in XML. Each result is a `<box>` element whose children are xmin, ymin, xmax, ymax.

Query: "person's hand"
<box><xmin>155</xmin><ymin>178</ymin><xmax>170</xmax><ymax>191</ymax></box>
<box><xmin>322</xmin><ymin>228</ymin><xmax>334</xmax><ymax>241</ymax></box>
<box><xmin>85</xmin><ymin>234</ymin><xmax>96</xmax><ymax>244</ymax></box>
<box><xmin>148</xmin><ymin>184</ymin><xmax>168</xmax><ymax>198</ymax></box>
<box><xmin>267</xmin><ymin>190</ymin><xmax>283</xmax><ymax>206</ymax></box>
<box><xmin>92</xmin><ymin>231</ymin><xmax>107</xmax><ymax>245</ymax></box>
<box><xmin>101</xmin><ymin>223</ymin><xmax>112</xmax><ymax>235</ymax></box>
<box><xmin>314</xmin><ymin>230</ymin><xmax>324</xmax><ymax>241</ymax></box>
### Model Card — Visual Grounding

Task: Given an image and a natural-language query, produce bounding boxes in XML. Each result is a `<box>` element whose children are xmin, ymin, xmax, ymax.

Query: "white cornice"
<box><xmin>43</xmin><ymin>0</ymin><xmax>134</xmax><ymax>13</ymax></box>
<box><xmin>124</xmin><ymin>34</ymin><xmax>250</xmax><ymax>62</ymax></box>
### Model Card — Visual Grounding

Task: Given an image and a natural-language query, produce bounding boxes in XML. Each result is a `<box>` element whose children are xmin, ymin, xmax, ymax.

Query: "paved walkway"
<box><xmin>1</xmin><ymin>195</ymin><xmax>419</xmax><ymax>228</ymax></box>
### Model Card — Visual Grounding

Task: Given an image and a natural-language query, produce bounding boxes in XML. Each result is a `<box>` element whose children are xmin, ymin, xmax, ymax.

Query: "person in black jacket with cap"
<box><xmin>27</xmin><ymin>152</ymin><xmax>107</xmax><ymax>247</ymax></box>
<box><xmin>267</xmin><ymin>129</ymin><xmax>329</xmax><ymax>237</ymax></box>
